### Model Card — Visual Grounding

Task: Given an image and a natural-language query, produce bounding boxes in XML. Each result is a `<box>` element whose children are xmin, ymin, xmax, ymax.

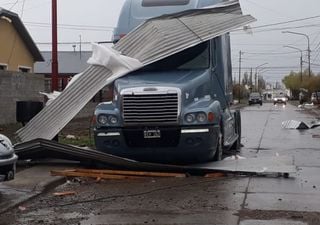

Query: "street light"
<box><xmin>282</xmin><ymin>31</ymin><xmax>311</xmax><ymax>77</ymax></box>
<box><xmin>284</xmin><ymin>45</ymin><xmax>303</xmax><ymax>82</ymax></box>
<box><xmin>255</xmin><ymin>63</ymin><xmax>268</xmax><ymax>91</ymax></box>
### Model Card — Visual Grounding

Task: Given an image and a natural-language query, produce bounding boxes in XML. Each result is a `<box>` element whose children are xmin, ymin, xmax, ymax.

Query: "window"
<box><xmin>44</xmin><ymin>78</ymin><xmax>51</xmax><ymax>93</ymax></box>
<box><xmin>0</xmin><ymin>64</ymin><xmax>7</xmax><ymax>71</ymax></box>
<box><xmin>142</xmin><ymin>0</ymin><xmax>190</xmax><ymax>7</ymax></box>
<box><xmin>141</xmin><ymin>41</ymin><xmax>210</xmax><ymax>71</ymax></box>
<box><xmin>18</xmin><ymin>66</ymin><xmax>31</xmax><ymax>73</ymax></box>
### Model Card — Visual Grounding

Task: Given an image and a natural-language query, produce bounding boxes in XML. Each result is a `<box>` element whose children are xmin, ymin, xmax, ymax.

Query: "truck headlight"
<box><xmin>109</xmin><ymin>115</ymin><xmax>118</xmax><ymax>124</ymax></box>
<box><xmin>197</xmin><ymin>112</ymin><xmax>207</xmax><ymax>122</ymax></box>
<box><xmin>185</xmin><ymin>113</ymin><xmax>196</xmax><ymax>123</ymax></box>
<box><xmin>97</xmin><ymin>114</ymin><xmax>108</xmax><ymax>125</ymax></box>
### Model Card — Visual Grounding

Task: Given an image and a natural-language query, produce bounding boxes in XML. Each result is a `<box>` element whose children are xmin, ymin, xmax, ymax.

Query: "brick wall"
<box><xmin>0</xmin><ymin>71</ymin><xmax>45</xmax><ymax>125</ymax></box>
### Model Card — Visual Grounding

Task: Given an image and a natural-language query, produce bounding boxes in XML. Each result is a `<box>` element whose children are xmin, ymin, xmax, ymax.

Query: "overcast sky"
<box><xmin>1</xmin><ymin>0</ymin><xmax>320</xmax><ymax>84</ymax></box>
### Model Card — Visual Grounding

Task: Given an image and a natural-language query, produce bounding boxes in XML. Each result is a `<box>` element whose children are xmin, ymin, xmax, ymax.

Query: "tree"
<box><xmin>282</xmin><ymin>70</ymin><xmax>320</xmax><ymax>99</ymax></box>
<box><xmin>242</xmin><ymin>72</ymin><xmax>249</xmax><ymax>85</ymax></box>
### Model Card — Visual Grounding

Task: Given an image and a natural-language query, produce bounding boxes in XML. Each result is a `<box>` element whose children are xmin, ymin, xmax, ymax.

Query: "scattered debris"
<box><xmin>204</xmin><ymin>173</ymin><xmax>226</xmax><ymax>178</ymax></box>
<box><xmin>65</xmin><ymin>135</ymin><xmax>77</xmax><ymax>140</ymax></box>
<box><xmin>282</xmin><ymin>120</ymin><xmax>320</xmax><ymax>129</ymax></box>
<box><xmin>53</xmin><ymin>191</ymin><xmax>76</xmax><ymax>197</ymax></box>
<box><xmin>223</xmin><ymin>155</ymin><xmax>246</xmax><ymax>160</ymax></box>
<box><xmin>298</xmin><ymin>102</ymin><xmax>317</xmax><ymax>109</ymax></box>
<box><xmin>14</xmin><ymin>139</ymin><xmax>297</xmax><ymax>176</ymax></box>
<box><xmin>51</xmin><ymin>169</ymin><xmax>186</xmax><ymax>180</ymax></box>
<box><xmin>18</xmin><ymin>206</ymin><xmax>27</xmax><ymax>211</ymax></box>
<box><xmin>39</xmin><ymin>91</ymin><xmax>61</xmax><ymax>105</ymax></box>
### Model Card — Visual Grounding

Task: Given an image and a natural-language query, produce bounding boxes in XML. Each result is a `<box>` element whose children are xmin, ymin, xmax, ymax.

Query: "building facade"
<box><xmin>0</xmin><ymin>8</ymin><xmax>43</xmax><ymax>72</ymax></box>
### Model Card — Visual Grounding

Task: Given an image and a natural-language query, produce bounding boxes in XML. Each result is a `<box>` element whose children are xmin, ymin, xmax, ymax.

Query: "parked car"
<box><xmin>0</xmin><ymin>134</ymin><xmax>18</xmax><ymax>181</ymax></box>
<box><xmin>248</xmin><ymin>92</ymin><xmax>263</xmax><ymax>105</ymax></box>
<box><xmin>311</xmin><ymin>91</ymin><xmax>320</xmax><ymax>104</ymax></box>
<box><xmin>273</xmin><ymin>95</ymin><xmax>287</xmax><ymax>105</ymax></box>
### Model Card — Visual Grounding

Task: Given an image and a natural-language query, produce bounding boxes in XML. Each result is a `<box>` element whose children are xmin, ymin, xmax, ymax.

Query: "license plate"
<box><xmin>144</xmin><ymin>129</ymin><xmax>161</xmax><ymax>139</ymax></box>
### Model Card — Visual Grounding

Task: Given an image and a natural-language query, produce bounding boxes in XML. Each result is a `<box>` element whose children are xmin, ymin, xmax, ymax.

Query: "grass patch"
<box><xmin>59</xmin><ymin>135</ymin><xmax>95</xmax><ymax>148</ymax></box>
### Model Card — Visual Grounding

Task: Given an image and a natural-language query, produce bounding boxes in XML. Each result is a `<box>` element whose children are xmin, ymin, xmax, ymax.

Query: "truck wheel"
<box><xmin>213</xmin><ymin>130</ymin><xmax>223</xmax><ymax>161</ymax></box>
<box><xmin>232</xmin><ymin>110</ymin><xmax>241</xmax><ymax>150</ymax></box>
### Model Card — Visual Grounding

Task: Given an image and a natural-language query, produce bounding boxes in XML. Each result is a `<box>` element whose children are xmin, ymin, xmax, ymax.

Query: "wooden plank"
<box><xmin>74</xmin><ymin>168</ymin><xmax>186</xmax><ymax>178</ymax></box>
<box><xmin>53</xmin><ymin>191</ymin><xmax>76</xmax><ymax>196</ymax></box>
<box><xmin>204</xmin><ymin>172</ymin><xmax>226</xmax><ymax>178</ymax></box>
<box><xmin>51</xmin><ymin>170</ymin><xmax>145</xmax><ymax>180</ymax></box>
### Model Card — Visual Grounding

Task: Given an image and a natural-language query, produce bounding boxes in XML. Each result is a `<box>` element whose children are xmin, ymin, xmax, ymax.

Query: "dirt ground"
<box><xmin>0</xmin><ymin>116</ymin><xmax>94</xmax><ymax>147</ymax></box>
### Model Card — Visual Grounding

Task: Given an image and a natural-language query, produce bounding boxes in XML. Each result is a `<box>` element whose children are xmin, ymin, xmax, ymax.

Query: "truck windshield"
<box><xmin>142</xmin><ymin>41</ymin><xmax>210</xmax><ymax>71</ymax></box>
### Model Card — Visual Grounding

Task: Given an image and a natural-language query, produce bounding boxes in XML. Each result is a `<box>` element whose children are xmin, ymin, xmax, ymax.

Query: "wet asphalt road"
<box><xmin>1</xmin><ymin>102</ymin><xmax>320</xmax><ymax>225</ymax></box>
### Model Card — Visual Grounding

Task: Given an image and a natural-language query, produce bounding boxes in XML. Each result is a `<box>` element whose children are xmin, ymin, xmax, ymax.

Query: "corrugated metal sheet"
<box><xmin>114</xmin><ymin>1</ymin><xmax>255</xmax><ymax>64</ymax></box>
<box><xmin>16</xmin><ymin>1</ymin><xmax>255</xmax><ymax>142</ymax></box>
<box><xmin>16</xmin><ymin>66</ymin><xmax>113</xmax><ymax>141</ymax></box>
<box><xmin>14</xmin><ymin>139</ymin><xmax>296</xmax><ymax>174</ymax></box>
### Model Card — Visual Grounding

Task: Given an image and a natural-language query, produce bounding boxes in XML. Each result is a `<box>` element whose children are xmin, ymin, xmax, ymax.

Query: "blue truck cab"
<box><xmin>94</xmin><ymin>0</ymin><xmax>241</xmax><ymax>163</ymax></box>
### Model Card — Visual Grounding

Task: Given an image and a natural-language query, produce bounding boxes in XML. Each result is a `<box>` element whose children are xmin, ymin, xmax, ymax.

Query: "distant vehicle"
<box><xmin>311</xmin><ymin>91</ymin><xmax>320</xmax><ymax>104</ymax></box>
<box><xmin>0</xmin><ymin>134</ymin><xmax>17</xmax><ymax>181</ymax></box>
<box><xmin>273</xmin><ymin>95</ymin><xmax>287</xmax><ymax>105</ymax></box>
<box><xmin>248</xmin><ymin>92</ymin><xmax>262</xmax><ymax>106</ymax></box>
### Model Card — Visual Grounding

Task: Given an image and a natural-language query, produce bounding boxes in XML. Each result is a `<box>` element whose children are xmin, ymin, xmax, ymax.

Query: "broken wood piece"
<box><xmin>51</xmin><ymin>170</ymin><xmax>145</xmax><ymax>180</ymax></box>
<box><xmin>75</xmin><ymin>168</ymin><xmax>187</xmax><ymax>178</ymax></box>
<box><xmin>51</xmin><ymin>169</ymin><xmax>186</xmax><ymax>179</ymax></box>
<box><xmin>204</xmin><ymin>172</ymin><xmax>226</xmax><ymax>178</ymax></box>
<box><xmin>53</xmin><ymin>191</ymin><xmax>76</xmax><ymax>196</ymax></box>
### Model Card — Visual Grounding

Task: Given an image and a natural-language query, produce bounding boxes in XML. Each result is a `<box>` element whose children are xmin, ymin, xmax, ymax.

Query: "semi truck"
<box><xmin>93</xmin><ymin>0</ymin><xmax>241</xmax><ymax>163</ymax></box>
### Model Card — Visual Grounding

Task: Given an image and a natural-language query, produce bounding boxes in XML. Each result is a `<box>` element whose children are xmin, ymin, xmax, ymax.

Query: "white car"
<box><xmin>273</xmin><ymin>95</ymin><xmax>287</xmax><ymax>105</ymax></box>
<box><xmin>0</xmin><ymin>134</ymin><xmax>18</xmax><ymax>181</ymax></box>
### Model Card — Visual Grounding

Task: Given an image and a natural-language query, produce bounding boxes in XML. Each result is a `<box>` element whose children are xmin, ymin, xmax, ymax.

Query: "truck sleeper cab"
<box><xmin>94</xmin><ymin>0</ymin><xmax>241</xmax><ymax>163</ymax></box>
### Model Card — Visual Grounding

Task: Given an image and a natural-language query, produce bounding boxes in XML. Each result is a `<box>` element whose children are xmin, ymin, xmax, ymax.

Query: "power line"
<box><xmin>24</xmin><ymin>21</ymin><xmax>114</xmax><ymax>29</ymax></box>
<box><xmin>241</xmin><ymin>51</ymin><xmax>300</xmax><ymax>55</ymax></box>
<box><xmin>232</xmin><ymin>14</ymin><xmax>320</xmax><ymax>31</ymax></box>
<box><xmin>232</xmin><ymin>23</ymin><xmax>320</xmax><ymax>35</ymax></box>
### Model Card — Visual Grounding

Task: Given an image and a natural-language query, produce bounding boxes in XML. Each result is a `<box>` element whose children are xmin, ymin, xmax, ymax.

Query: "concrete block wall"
<box><xmin>0</xmin><ymin>71</ymin><xmax>45</xmax><ymax>125</ymax></box>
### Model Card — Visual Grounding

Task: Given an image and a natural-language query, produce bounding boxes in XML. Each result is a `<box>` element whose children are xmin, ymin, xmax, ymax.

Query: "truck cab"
<box><xmin>94</xmin><ymin>0</ymin><xmax>241</xmax><ymax>163</ymax></box>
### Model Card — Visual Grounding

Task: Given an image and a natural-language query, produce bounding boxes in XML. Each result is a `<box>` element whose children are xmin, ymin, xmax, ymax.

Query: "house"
<box><xmin>34</xmin><ymin>51</ymin><xmax>92</xmax><ymax>91</ymax></box>
<box><xmin>0</xmin><ymin>8</ymin><xmax>44</xmax><ymax>72</ymax></box>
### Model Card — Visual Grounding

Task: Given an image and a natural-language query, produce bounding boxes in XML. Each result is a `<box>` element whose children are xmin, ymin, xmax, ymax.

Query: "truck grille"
<box><xmin>122</xmin><ymin>93</ymin><xmax>179</xmax><ymax>125</ymax></box>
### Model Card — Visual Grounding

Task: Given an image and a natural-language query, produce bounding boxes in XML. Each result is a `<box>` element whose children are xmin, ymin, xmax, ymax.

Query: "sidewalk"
<box><xmin>0</xmin><ymin>165</ymin><xmax>70</xmax><ymax>213</ymax></box>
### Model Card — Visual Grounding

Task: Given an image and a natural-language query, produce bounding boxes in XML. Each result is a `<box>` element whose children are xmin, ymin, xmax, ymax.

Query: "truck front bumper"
<box><xmin>94</xmin><ymin>125</ymin><xmax>220</xmax><ymax>163</ymax></box>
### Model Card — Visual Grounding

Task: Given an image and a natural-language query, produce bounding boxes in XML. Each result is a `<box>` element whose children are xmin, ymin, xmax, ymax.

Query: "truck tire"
<box><xmin>232</xmin><ymin>110</ymin><xmax>241</xmax><ymax>150</ymax></box>
<box><xmin>213</xmin><ymin>130</ymin><xmax>223</xmax><ymax>161</ymax></box>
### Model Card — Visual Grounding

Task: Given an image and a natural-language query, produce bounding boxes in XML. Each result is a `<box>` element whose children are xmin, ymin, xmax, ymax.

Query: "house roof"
<box><xmin>34</xmin><ymin>51</ymin><xmax>92</xmax><ymax>74</ymax></box>
<box><xmin>0</xmin><ymin>7</ymin><xmax>44</xmax><ymax>61</ymax></box>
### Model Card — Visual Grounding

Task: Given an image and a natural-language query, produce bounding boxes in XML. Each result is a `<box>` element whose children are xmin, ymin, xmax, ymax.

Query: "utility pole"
<box><xmin>238</xmin><ymin>51</ymin><xmax>243</xmax><ymax>103</ymax></box>
<box><xmin>284</xmin><ymin>45</ymin><xmax>303</xmax><ymax>82</ymax></box>
<box><xmin>250</xmin><ymin>67</ymin><xmax>253</xmax><ymax>92</ymax></box>
<box><xmin>282</xmin><ymin>31</ymin><xmax>311</xmax><ymax>77</ymax></box>
<box><xmin>51</xmin><ymin>0</ymin><xmax>58</xmax><ymax>91</ymax></box>
<box><xmin>79</xmin><ymin>34</ymin><xmax>82</xmax><ymax>59</ymax></box>
<box><xmin>255</xmin><ymin>72</ymin><xmax>257</xmax><ymax>92</ymax></box>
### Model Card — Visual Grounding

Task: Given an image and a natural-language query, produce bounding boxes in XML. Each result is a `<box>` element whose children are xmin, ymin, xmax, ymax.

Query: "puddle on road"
<box><xmin>240</xmin><ymin>219</ymin><xmax>307</xmax><ymax>225</ymax></box>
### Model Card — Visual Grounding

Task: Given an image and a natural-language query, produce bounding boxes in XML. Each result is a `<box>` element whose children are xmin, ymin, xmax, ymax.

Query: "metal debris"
<box><xmin>14</xmin><ymin>139</ymin><xmax>296</xmax><ymax>176</ymax></box>
<box><xmin>282</xmin><ymin>120</ymin><xmax>320</xmax><ymax>129</ymax></box>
